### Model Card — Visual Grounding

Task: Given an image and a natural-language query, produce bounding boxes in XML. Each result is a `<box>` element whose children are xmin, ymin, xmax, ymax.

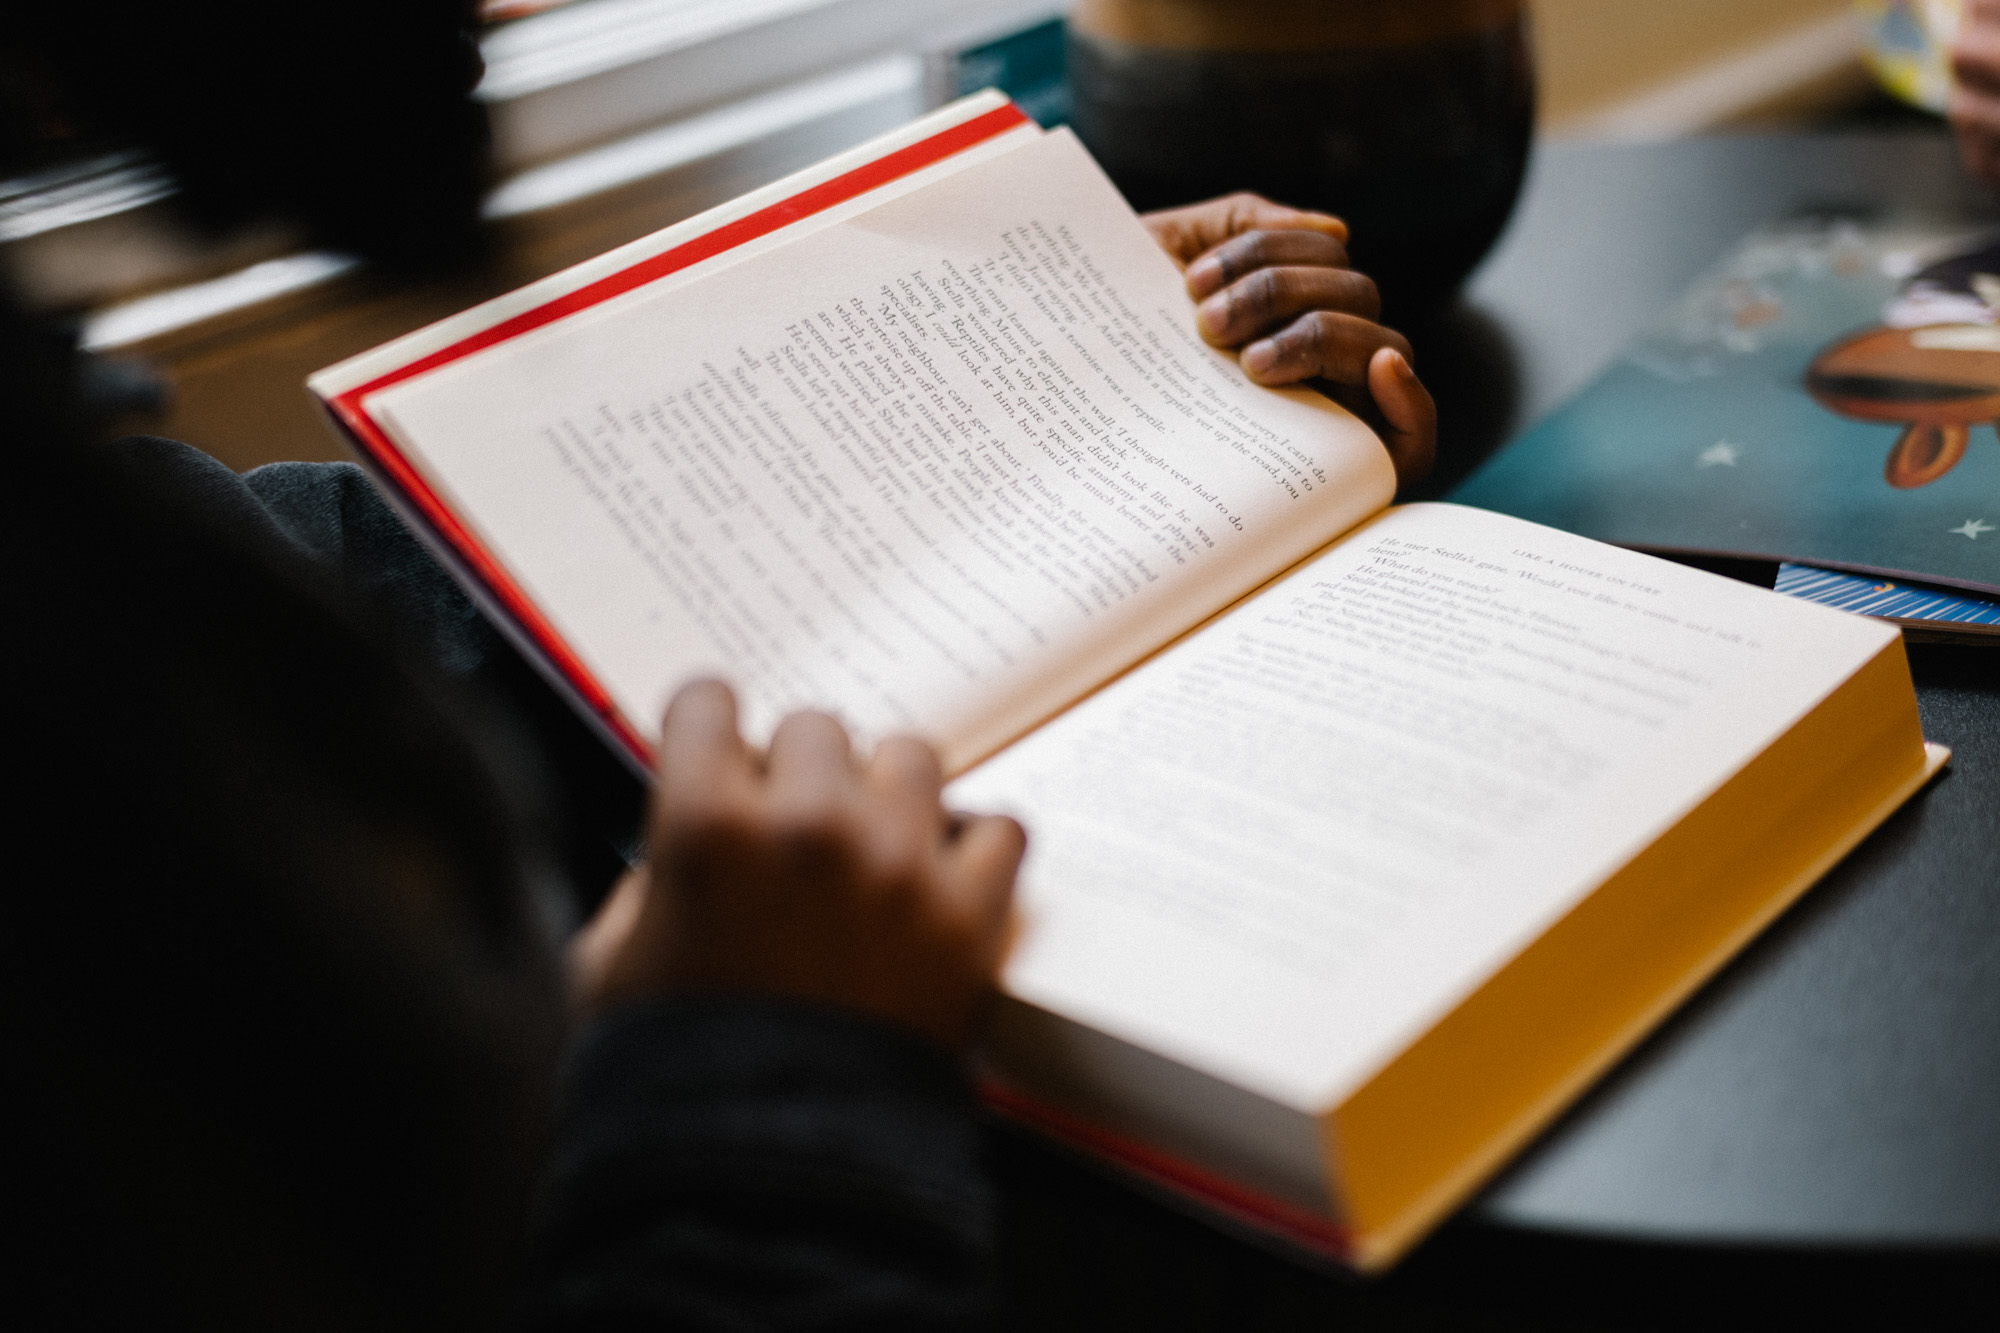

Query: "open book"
<box><xmin>311</xmin><ymin>94</ymin><xmax>1945</xmax><ymax>1271</ymax></box>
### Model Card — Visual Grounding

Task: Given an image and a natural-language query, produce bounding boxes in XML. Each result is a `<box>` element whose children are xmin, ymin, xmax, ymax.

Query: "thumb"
<box><xmin>1368</xmin><ymin>347</ymin><xmax>1436</xmax><ymax>490</ymax></box>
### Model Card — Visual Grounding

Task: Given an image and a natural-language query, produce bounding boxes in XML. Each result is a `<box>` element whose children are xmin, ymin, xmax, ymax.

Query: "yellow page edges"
<box><xmin>1328</xmin><ymin>640</ymin><xmax>1940</xmax><ymax>1271</ymax></box>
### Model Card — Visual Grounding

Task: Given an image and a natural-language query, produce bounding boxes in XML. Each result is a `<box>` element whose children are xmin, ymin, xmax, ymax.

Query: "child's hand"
<box><xmin>570</xmin><ymin>681</ymin><xmax>1024</xmax><ymax>1050</ymax></box>
<box><xmin>1954</xmin><ymin>0</ymin><xmax>2000</xmax><ymax>192</ymax></box>
<box><xmin>1142</xmin><ymin>192</ymin><xmax>1436</xmax><ymax>487</ymax></box>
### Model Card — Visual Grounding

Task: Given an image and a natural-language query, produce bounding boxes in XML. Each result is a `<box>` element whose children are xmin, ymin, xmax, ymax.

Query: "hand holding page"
<box><xmin>363</xmin><ymin>129</ymin><xmax>1389</xmax><ymax>769</ymax></box>
<box><xmin>310</xmin><ymin>97</ymin><xmax>1943</xmax><ymax>1273</ymax></box>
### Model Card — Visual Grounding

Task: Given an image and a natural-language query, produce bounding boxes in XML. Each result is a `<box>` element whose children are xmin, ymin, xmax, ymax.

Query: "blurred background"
<box><xmin>0</xmin><ymin>0</ymin><xmax>1959</xmax><ymax>472</ymax></box>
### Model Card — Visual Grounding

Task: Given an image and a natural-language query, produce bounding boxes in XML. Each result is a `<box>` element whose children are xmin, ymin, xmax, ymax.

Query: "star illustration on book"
<box><xmin>1949</xmin><ymin>518</ymin><xmax>1994</xmax><ymax>539</ymax></box>
<box><xmin>1697</xmin><ymin>441</ymin><xmax>1740</xmax><ymax>467</ymax></box>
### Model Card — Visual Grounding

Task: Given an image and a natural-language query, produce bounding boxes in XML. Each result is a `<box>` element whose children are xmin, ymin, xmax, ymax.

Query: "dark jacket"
<box><xmin>2</xmin><ymin>429</ymin><xmax>994</xmax><ymax>1331</ymax></box>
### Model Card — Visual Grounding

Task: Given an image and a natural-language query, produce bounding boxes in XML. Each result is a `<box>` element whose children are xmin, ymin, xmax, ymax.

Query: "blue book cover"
<box><xmin>1774</xmin><ymin>562</ymin><xmax>2000</xmax><ymax>638</ymax></box>
<box><xmin>1450</xmin><ymin>215</ymin><xmax>2000</xmax><ymax>594</ymax></box>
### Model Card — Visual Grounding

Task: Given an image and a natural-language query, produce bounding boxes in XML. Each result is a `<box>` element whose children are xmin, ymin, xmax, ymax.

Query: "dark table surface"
<box><xmin>1000</xmin><ymin>131</ymin><xmax>2000</xmax><ymax>1330</ymax></box>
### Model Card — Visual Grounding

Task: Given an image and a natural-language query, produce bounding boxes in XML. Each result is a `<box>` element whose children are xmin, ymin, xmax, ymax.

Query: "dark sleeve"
<box><xmin>527</xmin><ymin>997</ymin><xmax>997</xmax><ymax>1332</ymax></box>
<box><xmin>239</xmin><ymin>455</ymin><xmax>501</xmax><ymax>676</ymax></box>
<box><xmin>101</xmin><ymin>439</ymin><xmax>499</xmax><ymax>674</ymax></box>
<box><xmin>101</xmin><ymin>439</ymin><xmax>647</xmax><ymax>902</ymax></box>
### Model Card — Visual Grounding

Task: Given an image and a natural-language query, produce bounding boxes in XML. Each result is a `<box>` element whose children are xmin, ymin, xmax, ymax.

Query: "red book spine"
<box><xmin>980</xmin><ymin>1080</ymin><xmax>1354</xmax><ymax>1264</ymax></box>
<box><xmin>324</xmin><ymin>103</ymin><xmax>1033</xmax><ymax>768</ymax></box>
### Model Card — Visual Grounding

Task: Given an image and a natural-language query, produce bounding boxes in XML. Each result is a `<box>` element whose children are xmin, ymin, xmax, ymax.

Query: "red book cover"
<box><xmin>312</xmin><ymin>95</ymin><xmax>1034</xmax><ymax>770</ymax></box>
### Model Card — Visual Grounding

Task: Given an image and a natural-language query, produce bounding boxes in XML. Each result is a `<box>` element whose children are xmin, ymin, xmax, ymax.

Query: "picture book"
<box><xmin>1451</xmin><ymin>215</ymin><xmax>2000</xmax><ymax>595</ymax></box>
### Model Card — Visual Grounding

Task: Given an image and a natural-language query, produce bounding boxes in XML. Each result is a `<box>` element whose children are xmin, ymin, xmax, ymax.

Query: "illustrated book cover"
<box><xmin>1451</xmin><ymin>214</ymin><xmax>2000</xmax><ymax>595</ymax></box>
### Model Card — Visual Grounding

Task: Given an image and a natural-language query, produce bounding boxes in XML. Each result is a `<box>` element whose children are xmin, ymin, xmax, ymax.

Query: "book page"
<box><xmin>367</xmin><ymin>130</ymin><xmax>1393</xmax><ymax>768</ymax></box>
<box><xmin>950</xmin><ymin>503</ymin><xmax>1900</xmax><ymax>1110</ymax></box>
<box><xmin>312</xmin><ymin>93</ymin><xmax>1039</xmax><ymax>399</ymax></box>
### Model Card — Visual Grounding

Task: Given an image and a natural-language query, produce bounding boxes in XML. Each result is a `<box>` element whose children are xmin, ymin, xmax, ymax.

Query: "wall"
<box><xmin>1530</xmin><ymin>0</ymin><xmax>1871</xmax><ymax>136</ymax></box>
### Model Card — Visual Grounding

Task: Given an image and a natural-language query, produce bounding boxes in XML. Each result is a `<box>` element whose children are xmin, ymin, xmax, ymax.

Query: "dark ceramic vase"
<box><xmin>1067</xmin><ymin>0</ymin><xmax>1535</xmax><ymax>323</ymax></box>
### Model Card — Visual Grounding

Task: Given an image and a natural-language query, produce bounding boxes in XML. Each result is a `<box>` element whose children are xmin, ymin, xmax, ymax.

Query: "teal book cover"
<box><xmin>1450</xmin><ymin>216</ymin><xmax>2000</xmax><ymax>594</ymax></box>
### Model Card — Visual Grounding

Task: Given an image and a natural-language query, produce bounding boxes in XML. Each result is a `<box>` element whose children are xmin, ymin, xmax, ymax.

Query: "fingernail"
<box><xmin>1186</xmin><ymin>255</ymin><xmax>1222</xmax><ymax>298</ymax></box>
<box><xmin>1196</xmin><ymin>294</ymin><xmax>1230</xmax><ymax>338</ymax></box>
<box><xmin>1389</xmin><ymin>349</ymin><xmax>1417</xmax><ymax>379</ymax></box>
<box><xmin>1306</xmin><ymin>213</ymin><xmax>1349</xmax><ymax>242</ymax></box>
<box><xmin>1242</xmin><ymin>339</ymin><xmax>1277</xmax><ymax>376</ymax></box>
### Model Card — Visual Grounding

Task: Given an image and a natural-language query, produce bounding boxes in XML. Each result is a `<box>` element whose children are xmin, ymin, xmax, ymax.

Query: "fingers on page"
<box><xmin>944</xmin><ymin>813</ymin><xmax>1027</xmax><ymax>938</ymax></box>
<box><xmin>1146</xmin><ymin>192</ymin><xmax>1348</xmax><ymax>265</ymax></box>
<box><xmin>1213</xmin><ymin>193</ymin><xmax>1347</xmax><ymax>245</ymax></box>
<box><xmin>860</xmin><ymin>735</ymin><xmax>949</xmax><ymax>885</ymax></box>
<box><xmin>1186</xmin><ymin>229</ymin><xmax>1352</xmax><ymax>299</ymax></box>
<box><xmin>764</xmin><ymin>711</ymin><xmax>860</xmax><ymax>862</ymax></box>
<box><xmin>1369</xmin><ymin>348</ymin><xmax>1438</xmax><ymax>485</ymax></box>
<box><xmin>1242</xmin><ymin>311</ymin><xmax>1411</xmax><ymax>385</ymax></box>
<box><xmin>1198</xmin><ymin>266</ymin><xmax>1381</xmax><ymax>345</ymax></box>
<box><xmin>658</xmin><ymin>679</ymin><xmax>753</xmax><ymax>817</ymax></box>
